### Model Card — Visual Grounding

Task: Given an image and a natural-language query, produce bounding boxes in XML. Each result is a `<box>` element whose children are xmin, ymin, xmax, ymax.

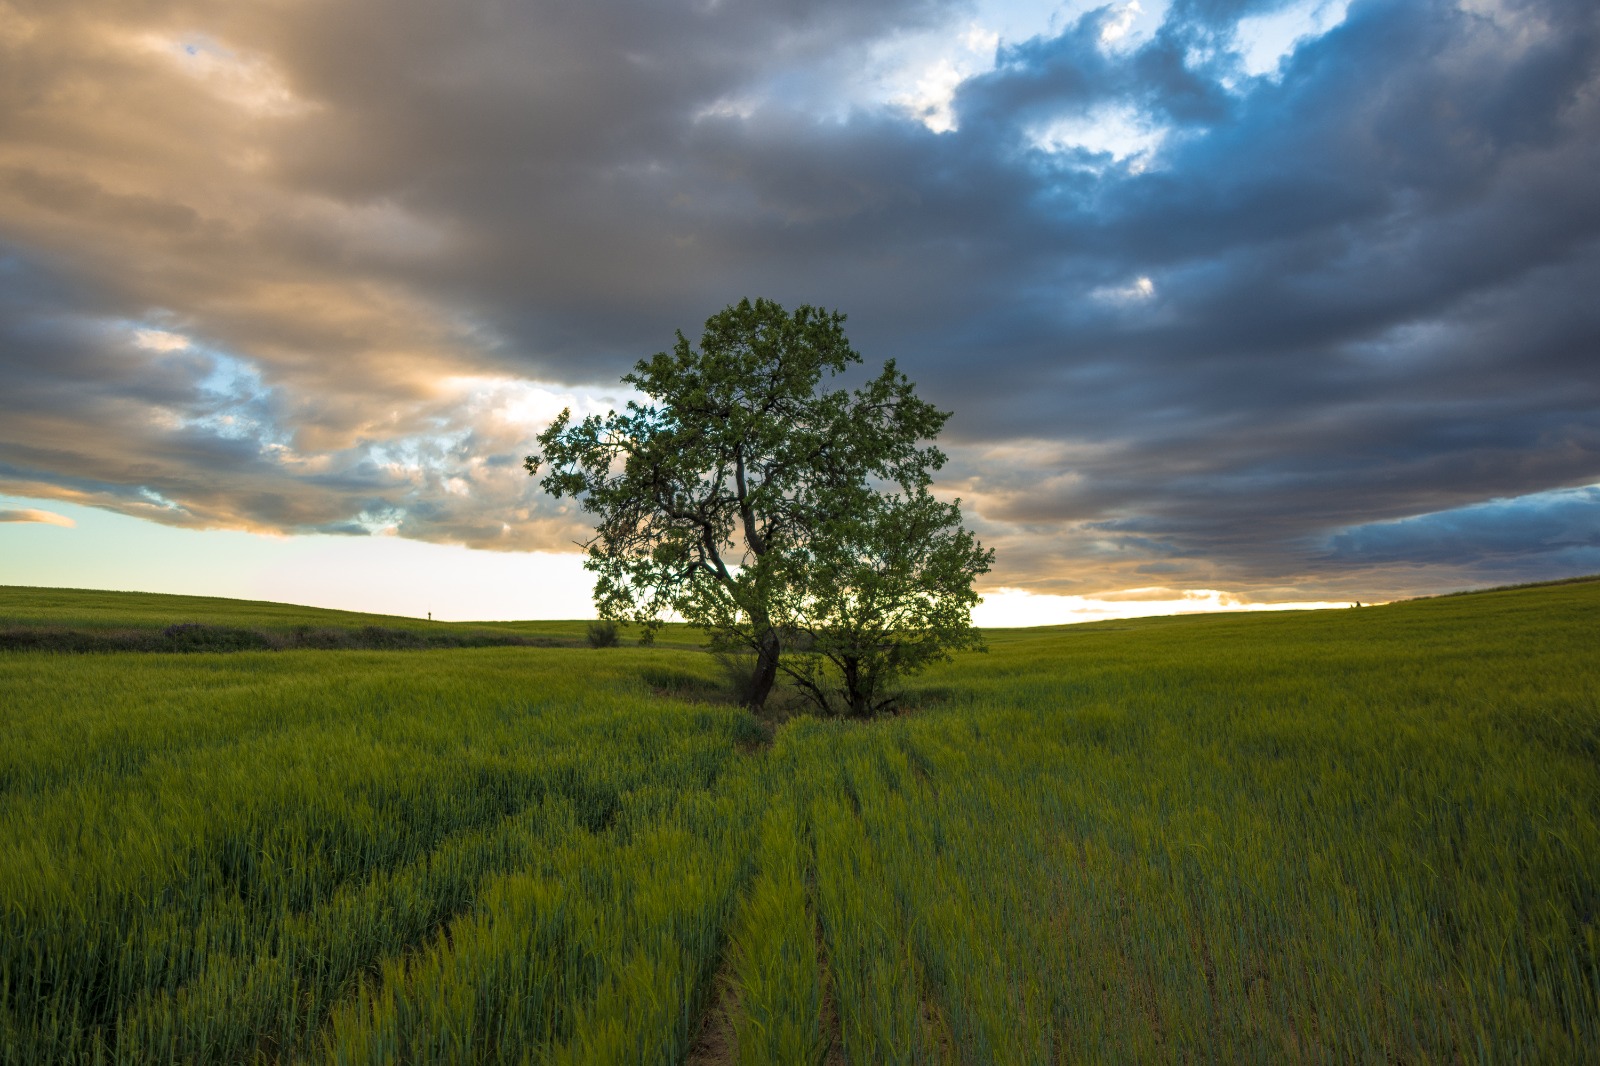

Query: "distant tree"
<box><xmin>585</xmin><ymin>619</ymin><xmax>619</xmax><ymax>648</ymax></box>
<box><xmin>526</xmin><ymin>297</ymin><xmax>989</xmax><ymax>713</ymax></box>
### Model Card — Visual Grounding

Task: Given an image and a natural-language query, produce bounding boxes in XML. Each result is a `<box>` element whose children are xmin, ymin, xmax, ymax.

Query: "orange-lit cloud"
<box><xmin>0</xmin><ymin>507</ymin><xmax>75</xmax><ymax>527</ymax></box>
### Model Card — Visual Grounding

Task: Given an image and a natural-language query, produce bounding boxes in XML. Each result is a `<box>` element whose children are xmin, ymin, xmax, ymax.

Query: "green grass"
<box><xmin>0</xmin><ymin>586</ymin><xmax>452</xmax><ymax>632</ymax></box>
<box><xmin>1</xmin><ymin>579</ymin><xmax>1596</xmax><ymax>1062</ymax></box>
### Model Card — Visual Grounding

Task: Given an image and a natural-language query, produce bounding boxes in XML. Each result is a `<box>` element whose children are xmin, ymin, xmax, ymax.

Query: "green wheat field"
<box><xmin>2</xmin><ymin>579</ymin><xmax>1596</xmax><ymax>1063</ymax></box>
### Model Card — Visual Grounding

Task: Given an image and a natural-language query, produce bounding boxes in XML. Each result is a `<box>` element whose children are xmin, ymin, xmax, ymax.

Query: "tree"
<box><xmin>771</xmin><ymin>483</ymin><xmax>991</xmax><ymax>716</ymax></box>
<box><xmin>526</xmin><ymin>297</ymin><xmax>988</xmax><ymax>712</ymax></box>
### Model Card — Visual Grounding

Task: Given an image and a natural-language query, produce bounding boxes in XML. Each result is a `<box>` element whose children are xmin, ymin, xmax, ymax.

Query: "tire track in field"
<box><xmin>24</xmin><ymin>733</ymin><xmax>720</xmax><ymax>1064</ymax></box>
<box><xmin>685</xmin><ymin>941</ymin><xmax>743</xmax><ymax>1065</ymax></box>
<box><xmin>112</xmin><ymin>787</ymin><xmax>603</xmax><ymax>1062</ymax></box>
<box><xmin>685</xmin><ymin>830</ymin><xmax>843</xmax><ymax>1066</ymax></box>
<box><xmin>823</xmin><ymin>730</ymin><xmax>958</xmax><ymax>1064</ymax></box>
<box><xmin>3</xmin><ymin>764</ymin><xmax>550</xmax><ymax>1060</ymax></box>
<box><xmin>312</xmin><ymin>732</ymin><xmax>769</xmax><ymax>1065</ymax></box>
<box><xmin>812</xmin><ymin>900</ymin><xmax>849</xmax><ymax>1066</ymax></box>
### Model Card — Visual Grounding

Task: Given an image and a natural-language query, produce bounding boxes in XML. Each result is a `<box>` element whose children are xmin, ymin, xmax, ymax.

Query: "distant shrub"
<box><xmin>160</xmin><ymin>623</ymin><xmax>272</xmax><ymax>652</ymax></box>
<box><xmin>357</xmin><ymin>625</ymin><xmax>427</xmax><ymax>649</ymax></box>
<box><xmin>586</xmin><ymin>620</ymin><xmax>620</xmax><ymax>648</ymax></box>
<box><xmin>0</xmin><ymin>627</ymin><xmax>120</xmax><ymax>653</ymax></box>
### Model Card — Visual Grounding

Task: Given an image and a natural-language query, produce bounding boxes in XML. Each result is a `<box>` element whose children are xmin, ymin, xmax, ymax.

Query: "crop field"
<box><xmin>1</xmin><ymin>579</ymin><xmax>1597</xmax><ymax>1063</ymax></box>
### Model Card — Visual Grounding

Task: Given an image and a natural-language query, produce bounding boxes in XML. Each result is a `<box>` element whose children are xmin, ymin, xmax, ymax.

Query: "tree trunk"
<box><xmin>746</xmin><ymin>627</ymin><xmax>781</xmax><ymax>709</ymax></box>
<box><xmin>843</xmin><ymin>656</ymin><xmax>869</xmax><ymax>718</ymax></box>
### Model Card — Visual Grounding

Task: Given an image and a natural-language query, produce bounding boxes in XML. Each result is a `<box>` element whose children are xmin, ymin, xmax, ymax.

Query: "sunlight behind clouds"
<box><xmin>1099</xmin><ymin>0</ymin><xmax>1144</xmax><ymax>45</ymax></box>
<box><xmin>132</xmin><ymin>328</ymin><xmax>191</xmax><ymax>352</ymax></box>
<box><xmin>445</xmin><ymin>375</ymin><xmax>643</xmax><ymax>436</ymax></box>
<box><xmin>1101</xmin><ymin>275</ymin><xmax>1154</xmax><ymax>299</ymax></box>
<box><xmin>868</xmin><ymin>22</ymin><xmax>999</xmax><ymax>133</ymax></box>
<box><xmin>972</xmin><ymin>586</ymin><xmax>1351</xmax><ymax>627</ymax></box>
<box><xmin>131</xmin><ymin>32</ymin><xmax>309</xmax><ymax>117</ymax></box>
<box><xmin>1091</xmin><ymin>275</ymin><xmax>1156</xmax><ymax>301</ymax></box>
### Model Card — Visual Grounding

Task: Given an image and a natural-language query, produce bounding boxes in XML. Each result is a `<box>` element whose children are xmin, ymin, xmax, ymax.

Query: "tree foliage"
<box><xmin>526</xmin><ymin>297</ymin><xmax>990</xmax><ymax>713</ymax></box>
<box><xmin>769</xmin><ymin>485</ymin><xmax>990</xmax><ymax>716</ymax></box>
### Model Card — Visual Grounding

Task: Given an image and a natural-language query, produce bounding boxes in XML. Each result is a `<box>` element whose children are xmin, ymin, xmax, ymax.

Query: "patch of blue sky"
<box><xmin>1323</xmin><ymin>483</ymin><xmax>1600</xmax><ymax>565</ymax></box>
<box><xmin>170</xmin><ymin>33</ymin><xmax>230</xmax><ymax>61</ymax></box>
<box><xmin>780</xmin><ymin>0</ymin><xmax>1168</xmax><ymax>132</ymax></box>
<box><xmin>869</xmin><ymin>0</ymin><xmax>1348</xmax><ymax>142</ymax></box>
<box><xmin>137</xmin><ymin>487</ymin><xmax>184</xmax><ymax>512</ymax></box>
<box><xmin>186</xmin><ymin>348</ymin><xmax>293</xmax><ymax>447</ymax></box>
<box><xmin>349</xmin><ymin>505</ymin><xmax>409</xmax><ymax>536</ymax></box>
<box><xmin>1234</xmin><ymin>0</ymin><xmax>1354</xmax><ymax>78</ymax></box>
<box><xmin>365</xmin><ymin>427</ymin><xmax>477</xmax><ymax>478</ymax></box>
<box><xmin>121</xmin><ymin>320</ymin><xmax>293</xmax><ymax>451</ymax></box>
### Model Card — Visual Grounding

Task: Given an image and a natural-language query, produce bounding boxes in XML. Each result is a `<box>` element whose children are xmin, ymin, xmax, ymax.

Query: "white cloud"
<box><xmin>1093</xmin><ymin>274</ymin><xmax>1156</xmax><ymax>301</ymax></box>
<box><xmin>1030</xmin><ymin>103</ymin><xmax>1168</xmax><ymax>168</ymax></box>
<box><xmin>880</xmin><ymin>22</ymin><xmax>1001</xmax><ymax>132</ymax></box>
<box><xmin>1100</xmin><ymin>1</ymin><xmax>1144</xmax><ymax>45</ymax></box>
<box><xmin>132</xmin><ymin>328</ymin><xmax>191</xmax><ymax>352</ymax></box>
<box><xmin>1235</xmin><ymin>0</ymin><xmax>1353</xmax><ymax>78</ymax></box>
<box><xmin>443</xmin><ymin>374</ymin><xmax>642</xmax><ymax>433</ymax></box>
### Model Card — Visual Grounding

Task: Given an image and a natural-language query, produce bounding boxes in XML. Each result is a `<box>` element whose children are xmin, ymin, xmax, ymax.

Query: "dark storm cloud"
<box><xmin>0</xmin><ymin>0</ymin><xmax>1596</xmax><ymax>599</ymax></box>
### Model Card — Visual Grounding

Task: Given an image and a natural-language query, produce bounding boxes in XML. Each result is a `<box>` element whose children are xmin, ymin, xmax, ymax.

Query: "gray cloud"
<box><xmin>0</xmin><ymin>0</ymin><xmax>1597</xmax><ymax>599</ymax></box>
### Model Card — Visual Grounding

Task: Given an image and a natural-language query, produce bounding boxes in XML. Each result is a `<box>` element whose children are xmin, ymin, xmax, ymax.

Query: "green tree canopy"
<box><xmin>526</xmin><ymin>297</ymin><xmax>990</xmax><ymax>712</ymax></box>
<box><xmin>768</xmin><ymin>484</ymin><xmax>990</xmax><ymax>716</ymax></box>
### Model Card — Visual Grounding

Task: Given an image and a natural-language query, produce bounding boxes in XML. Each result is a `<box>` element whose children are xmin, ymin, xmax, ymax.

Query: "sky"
<box><xmin>1</xmin><ymin>0</ymin><xmax>1597</xmax><ymax>623</ymax></box>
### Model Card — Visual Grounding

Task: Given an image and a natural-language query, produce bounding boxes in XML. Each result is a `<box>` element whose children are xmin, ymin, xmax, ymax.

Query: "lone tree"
<box><xmin>526</xmin><ymin>298</ymin><xmax>991</xmax><ymax>713</ymax></box>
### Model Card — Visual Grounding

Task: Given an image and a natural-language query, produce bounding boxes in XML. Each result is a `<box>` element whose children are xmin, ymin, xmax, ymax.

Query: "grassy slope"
<box><xmin>1</xmin><ymin>578</ymin><xmax>1596</xmax><ymax>1062</ymax></box>
<box><xmin>0</xmin><ymin>585</ymin><xmax>450</xmax><ymax>631</ymax></box>
<box><xmin>0</xmin><ymin>585</ymin><xmax>706</xmax><ymax>648</ymax></box>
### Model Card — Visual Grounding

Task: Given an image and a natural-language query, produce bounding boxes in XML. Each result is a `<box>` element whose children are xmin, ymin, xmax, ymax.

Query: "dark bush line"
<box><xmin>0</xmin><ymin>622</ymin><xmax>571</xmax><ymax>654</ymax></box>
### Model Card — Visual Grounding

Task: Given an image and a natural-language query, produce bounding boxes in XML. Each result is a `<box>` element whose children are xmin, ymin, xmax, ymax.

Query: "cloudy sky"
<box><xmin>1</xmin><ymin>0</ymin><xmax>1597</xmax><ymax>622</ymax></box>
